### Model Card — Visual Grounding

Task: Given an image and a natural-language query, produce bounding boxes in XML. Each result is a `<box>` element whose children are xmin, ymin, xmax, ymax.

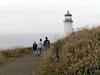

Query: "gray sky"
<box><xmin>0</xmin><ymin>0</ymin><xmax>100</xmax><ymax>34</ymax></box>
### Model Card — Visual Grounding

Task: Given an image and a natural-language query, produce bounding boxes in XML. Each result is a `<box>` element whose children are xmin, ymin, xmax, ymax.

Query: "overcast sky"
<box><xmin>0</xmin><ymin>0</ymin><xmax>100</xmax><ymax>34</ymax></box>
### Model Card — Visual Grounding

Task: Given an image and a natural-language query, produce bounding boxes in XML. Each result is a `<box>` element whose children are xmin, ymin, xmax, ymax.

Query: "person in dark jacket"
<box><xmin>43</xmin><ymin>37</ymin><xmax>50</xmax><ymax>50</ymax></box>
<box><xmin>32</xmin><ymin>41</ymin><xmax>37</xmax><ymax>55</ymax></box>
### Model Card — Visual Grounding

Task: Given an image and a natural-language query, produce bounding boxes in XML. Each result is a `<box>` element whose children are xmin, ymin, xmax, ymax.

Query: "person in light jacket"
<box><xmin>37</xmin><ymin>39</ymin><xmax>43</xmax><ymax>55</ymax></box>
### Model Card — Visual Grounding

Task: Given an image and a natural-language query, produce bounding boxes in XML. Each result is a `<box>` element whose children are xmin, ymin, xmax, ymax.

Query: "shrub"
<box><xmin>35</xmin><ymin>26</ymin><xmax>100</xmax><ymax>75</ymax></box>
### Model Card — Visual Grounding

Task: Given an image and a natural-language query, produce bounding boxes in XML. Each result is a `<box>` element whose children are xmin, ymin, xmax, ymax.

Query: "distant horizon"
<box><xmin>0</xmin><ymin>33</ymin><xmax>64</xmax><ymax>50</ymax></box>
<box><xmin>0</xmin><ymin>25</ymin><xmax>99</xmax><ymax>50</ymax></box>
<box><xmin>0</xmin><ymin>24</ymin><xmax>99</xmax><ymax>34</ymax></box>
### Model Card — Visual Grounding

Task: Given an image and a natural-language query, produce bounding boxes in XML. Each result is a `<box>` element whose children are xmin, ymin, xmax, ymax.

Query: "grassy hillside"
<box><xmin>35</xmin><ymin>26</ymin><xmax>100</xmax><ymax>75</ymax></box>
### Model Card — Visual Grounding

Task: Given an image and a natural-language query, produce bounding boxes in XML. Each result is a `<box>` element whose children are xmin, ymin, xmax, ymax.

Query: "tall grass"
<box><xmin>35</xmin><ymin>26</ymin><xmax>100</xmax><ymax>75</ymax></box>
<box><xmin>0</xmin><ymin>47</ymin><xmax>32</xmax><ymax>64</ymax></box>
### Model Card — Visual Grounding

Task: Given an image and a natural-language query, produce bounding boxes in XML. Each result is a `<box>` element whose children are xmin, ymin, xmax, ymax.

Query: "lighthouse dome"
<box><xmin>64</xmin><ymin>11</ymin><xmax>72</xmax><ymax>16</ymax></box>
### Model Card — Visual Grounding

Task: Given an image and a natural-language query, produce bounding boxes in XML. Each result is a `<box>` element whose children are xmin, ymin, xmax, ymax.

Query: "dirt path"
<box><xmin>0</xmin><ymin>55</ymin><xmax>40</xmax><ymax>75</ymax></box>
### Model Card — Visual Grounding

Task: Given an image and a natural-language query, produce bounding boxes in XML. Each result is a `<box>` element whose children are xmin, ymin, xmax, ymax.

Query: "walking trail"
<box><xmin>0</xmin><ymin>55</ymin><xmax>40</xmax><ymax>75</ymax></box>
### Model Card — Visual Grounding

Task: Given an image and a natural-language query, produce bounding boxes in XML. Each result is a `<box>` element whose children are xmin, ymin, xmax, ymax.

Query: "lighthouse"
<box><xmin>64</xmin><ymin>11</ymin><xmax>73</xmax><ymax>35</ymax></box>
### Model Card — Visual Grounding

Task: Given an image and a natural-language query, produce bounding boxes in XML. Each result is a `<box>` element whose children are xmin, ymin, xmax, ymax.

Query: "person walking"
<box><xmin>32</xmin><ymin>41</ymin><xmax>37</xmax><ymax>56</ymax></box>
<box><xmin>37</xmin><ymin>39</ymin><xmax>43</xmax><ymax>56</ymax></box>
<box><xmin>43</xmin><ymin>37</ymin><xmax>50</xmax><ymax>50</ymax></box>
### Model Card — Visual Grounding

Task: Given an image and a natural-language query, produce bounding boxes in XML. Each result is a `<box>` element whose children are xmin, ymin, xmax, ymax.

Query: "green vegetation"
<box><xmin>0</xmin><ymin>47</ymin><xmax>32</xmax><ymax>64</ymax></box>
<box><xmin>35</xmin><ymin>26</ymin><xmax>100</xmax><ymax>75</ymax></box>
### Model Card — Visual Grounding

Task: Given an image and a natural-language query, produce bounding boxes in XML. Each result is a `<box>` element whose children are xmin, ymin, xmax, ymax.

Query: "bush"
<box><xmin>35</xmin><ymin>26</ymin><xmax>100</xmax><ymax>75</ymax></box>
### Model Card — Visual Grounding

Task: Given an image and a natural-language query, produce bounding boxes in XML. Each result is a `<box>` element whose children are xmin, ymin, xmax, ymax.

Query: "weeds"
<box><xmin>0</xmin><ymin>47</ymin><xmax>32</xmax><ymax>64</ymax></box>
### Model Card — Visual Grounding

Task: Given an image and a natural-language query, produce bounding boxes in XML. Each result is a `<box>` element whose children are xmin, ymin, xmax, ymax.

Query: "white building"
<box><xmin>64</xmin><ymin>11</ymin><xmax>73</xmax><ymax>35</ymax></box>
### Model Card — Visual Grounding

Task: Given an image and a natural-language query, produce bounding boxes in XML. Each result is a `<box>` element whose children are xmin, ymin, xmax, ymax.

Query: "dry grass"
<box><xmin>0</xmin><ymin>53</ymin><xmax>6</xmax><ymax>64</ymax></box>
<box><xmin>35</xmin><ymin>26</ymin><xmax>100</xmax><ymax>75</ymax></box>
<box><xmin>0</xmin><ymin>47</ymin><xmax>32</xmax><ymax>64</ymax></box>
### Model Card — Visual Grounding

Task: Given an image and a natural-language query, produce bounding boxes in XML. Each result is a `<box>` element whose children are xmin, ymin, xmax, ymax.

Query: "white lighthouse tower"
<box><xmin>64</xmin><ymin>11</ymin><xmax>73</xmax><ymax>35</ymax></box>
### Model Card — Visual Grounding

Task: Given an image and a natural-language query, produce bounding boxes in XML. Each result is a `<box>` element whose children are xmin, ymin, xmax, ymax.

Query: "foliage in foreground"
<box><xmin>35</xmin><ymin>26</ymin><xmax>100</xmax><ymax>75</ymax></box>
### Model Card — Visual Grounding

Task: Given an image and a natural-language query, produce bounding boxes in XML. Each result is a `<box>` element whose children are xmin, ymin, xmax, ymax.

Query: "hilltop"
<box><xmin>35</xmin><ymin>26</ymin><xmax>100</xmax><ymax>75</ymax></box>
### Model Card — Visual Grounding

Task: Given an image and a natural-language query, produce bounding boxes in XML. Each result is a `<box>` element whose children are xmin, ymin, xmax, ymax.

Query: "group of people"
<box><xmin>32</xmin><ymin>36</ymin><xmax>50</xmax><ymax>56</ymax></box>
